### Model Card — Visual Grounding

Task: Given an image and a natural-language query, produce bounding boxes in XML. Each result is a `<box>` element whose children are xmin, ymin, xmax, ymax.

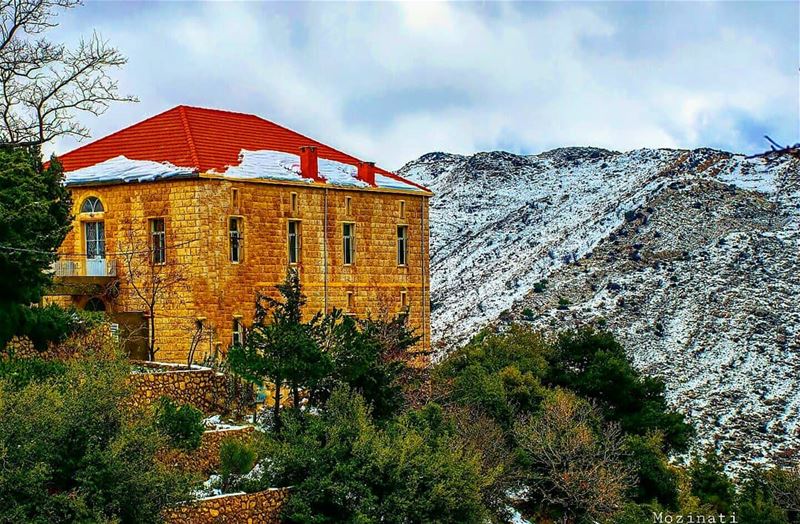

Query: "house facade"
<box><xmin>46</xmin><ymin>106</ymin><xmax>431</xmax><ymax>363</ymax></box>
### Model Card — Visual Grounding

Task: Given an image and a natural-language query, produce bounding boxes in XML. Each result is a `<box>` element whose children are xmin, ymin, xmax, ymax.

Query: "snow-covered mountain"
<box><xmin>399</xmin><ymin>146</ymin><xmax>799</xmax><ymax>468</ymax></box>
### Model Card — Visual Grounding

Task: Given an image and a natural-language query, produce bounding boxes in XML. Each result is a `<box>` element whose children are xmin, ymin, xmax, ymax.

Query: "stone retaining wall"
<box><xmin>159</xmin><ymin>426</ymin><xmax>255</xmax><ymax>475</ymax></box>
<box><xmin>127</xmin><ymin>361</ymin><xmax>227</xmax><ymax>415</ymax></box>
<box><xmin>163</xmin><ymin>488</ymin><xmax>290</xmax><ymax>523</ymax></box>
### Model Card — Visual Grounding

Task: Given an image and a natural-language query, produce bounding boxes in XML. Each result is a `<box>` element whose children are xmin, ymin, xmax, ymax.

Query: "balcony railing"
<box><xmin>51</xmin><ymin>256</ymin><xmax>117</xmax><ymax>277</ymax></box>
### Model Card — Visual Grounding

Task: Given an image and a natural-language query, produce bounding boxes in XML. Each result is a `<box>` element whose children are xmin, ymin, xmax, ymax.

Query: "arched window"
<box><xmin>80</xmin><ymin>196</ymin><xmax>104</xmax><ymax>213</ymax></box>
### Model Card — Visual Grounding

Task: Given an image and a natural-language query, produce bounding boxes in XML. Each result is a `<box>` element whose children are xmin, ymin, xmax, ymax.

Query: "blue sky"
<box><xmin>48</xmin><ymin>1</ymin><xmax>799</xmax><ymax>169</ymax></box>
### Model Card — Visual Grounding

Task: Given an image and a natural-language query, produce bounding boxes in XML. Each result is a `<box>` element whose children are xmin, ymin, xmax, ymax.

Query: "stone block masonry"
<box><xmin>163</xmin><ymin>488</ymin><xmax>290</xmax><ymax>524</ymax></box>
<box><xmin>52</xmin><ymin>176</ymin><xmax>430</xmax><ymax>364</ymax></box>
<box><xmin>159</xmin><ymin>426</ymin><xmax>255</xmax><ymax>475</ymax></box>
<box><xmin>127</xmin><ymin>362</ymin><xmax>227</xmax><ymax>415</ymax></box>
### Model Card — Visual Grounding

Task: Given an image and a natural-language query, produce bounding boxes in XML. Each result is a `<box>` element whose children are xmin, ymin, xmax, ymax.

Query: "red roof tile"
<box><xmin>56</xmin><ymin>105</ymin><xmax>427</xmax><ymax>191</ymax></box>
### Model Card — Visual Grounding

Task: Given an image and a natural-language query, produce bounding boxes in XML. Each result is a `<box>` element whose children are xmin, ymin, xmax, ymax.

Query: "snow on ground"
<box><xmin>402</xmin><ymin>147</ymin><xmax>800</xmax><ymax>469</ymax></box>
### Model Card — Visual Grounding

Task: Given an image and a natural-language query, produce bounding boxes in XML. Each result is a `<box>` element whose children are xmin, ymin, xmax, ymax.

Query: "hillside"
<box><xmin>399</xmin><ymin>147</ymin><xmax>800</xmax><ymax>468</ymax></box>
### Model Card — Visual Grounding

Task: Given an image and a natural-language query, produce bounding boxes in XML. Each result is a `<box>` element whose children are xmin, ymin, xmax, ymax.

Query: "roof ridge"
<box><xmin>179</xmin><ymin>105</ymin><xmax>361</xmax><ymax>165</ymax></box>
<box><xmin>178</xmin><ymin>106</ymin><xmax>201</xmax><ymax>167</ymax></box>
<box><xmin>55</xmin><ymin>106</ymin><xmax>185</xmax><ymax>161</ymax></box>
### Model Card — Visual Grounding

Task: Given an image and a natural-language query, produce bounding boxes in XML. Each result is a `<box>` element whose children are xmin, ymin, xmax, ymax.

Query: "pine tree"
<box><xmin>0</xmin><ymin>147</ymin><xmax>72</xmax><ymax>349</ymax></box>
<box><xmin>228</xmin><ymin>269</ymin><xmax>330</xmax><ymax>432</ymax></box>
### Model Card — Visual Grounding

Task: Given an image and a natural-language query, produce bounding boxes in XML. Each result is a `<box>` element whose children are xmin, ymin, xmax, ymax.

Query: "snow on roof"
<box><xmin>64</xmin><ymin>155</ymin><xmax>196</xmax><ymax>185</ymax></box>
<box><xmin>375</xmin><ymin>173</ymin><xmax>421</xmax><ymax>191</ymax></box>
<box><xmin>64</xmin><ymin>149</ymin><xmax>426</xmax><ymax>192</ymax></box>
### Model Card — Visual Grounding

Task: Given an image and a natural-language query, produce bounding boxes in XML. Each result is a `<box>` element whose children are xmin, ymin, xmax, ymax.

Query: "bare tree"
<box><xmin>185</xmin><ymin>317</ymin><xmax>216</xmax><ymax>370</ymax></box>
<box><xmin>0</xmin><ymin>0</ymin><xmax>137</xmax><ymax>146</ymax></box>
<box><xmin>513</xmin><ymin>389</ymin><xmax>633</xmax><ymax>524</ymax></box>
<box><xmin>117</xmin><ymin>217</ymin><xmax>189</xmax><ymax>361</ymax></box>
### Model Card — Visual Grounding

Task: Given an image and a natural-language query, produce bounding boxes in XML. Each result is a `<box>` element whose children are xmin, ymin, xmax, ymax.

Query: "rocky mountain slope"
<box><xmin>399</xmin><ymin>147</ymin><xmax>799</xmax><ymax>468</ymax></box>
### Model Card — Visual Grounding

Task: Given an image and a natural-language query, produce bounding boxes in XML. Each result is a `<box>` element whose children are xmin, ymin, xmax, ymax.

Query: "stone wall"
<box><xmin>127</xmin><ymin>362</ymin><xmax>227</xmax><ymax>415</ymax></box>
<box><xmin>159</xmin><ymin>426</ymin><xmax>255</xmax><ymax>475</ymax></box>
<box><xmin>163</xmin><ymin>488</ymin><xmax>290</xmax><ymax>524</ymax></box>
<box><xmin>52</xmin><ymin>177</ymin><xmax>430</xmax><ymax>363</ymax></box>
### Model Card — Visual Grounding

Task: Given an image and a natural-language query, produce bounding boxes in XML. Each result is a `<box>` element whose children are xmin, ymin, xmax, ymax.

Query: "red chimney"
<box><xmin>300</xmin><ymin>146</ymin><xmax>321</xmax><ymax>181</ymax></box>
<box><xmin>358</xmin><ymin>161</ymin><xmax>376</xmax><ymax>186</ymax></box>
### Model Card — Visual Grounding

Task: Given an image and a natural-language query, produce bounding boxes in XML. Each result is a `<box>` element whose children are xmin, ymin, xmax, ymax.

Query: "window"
<box><xmin>84</xmin><ymin>221</ymin><xmax>105</xmax><ymax>259</ymax></box>
<box><xmin>150</xmin><ymin>218</ymin><xmax>166</xmax><ymax>265</ymax></box>
<box><xmin>291</xmin><ymin>192</ymin><xmax>298</xmax><ymax>212</ymax></box>
<box><xmin>288</xmin><ymin>220</ymin><xmax>300</xmax><ymax>264</ymax></box>
<box><xmin>232</xmin><ymin>318</ymin><xmax>243</xmax><ymax>347</ymax></box>
<box><xmin>400</xmin><ymin>290</ymin><xmax>408</xmax><ymax>308</ymax></box>
<box><xmin>346</xmin><ymin>291</ymin><xmax>354</xmax><ymax>312</ymax></box>
<box><xmin>397</xmin><ymin>225</ymin><xmax>408</xmax><ymax>266</ymax></box>
<box><xmin>231</xmin><ymin>188</ymin><xmax>240</xmax><ymax>208</ymax></box>
<box><xmin>399</xmin><ymin>200</ymin><xmax>406</xmax><ymax>219</ymax></box>
<box><xmin>345</xmin><ymin>196</ymin><xmax>352</xmax><ymax>216</ymax></box>
<box><xmin>342</xmin><ymin>223</ymin><xmax>354</xmax><ymax>265</ymax></box>
<box><xmin>80</xmin><ymin>196</ymin><xmax>104</xmax><ymax>213</ymax></box>
<box><xmin>229</xmin><ymin>217</ymin><xmax>243</xmax><ymax>263</ymax></box>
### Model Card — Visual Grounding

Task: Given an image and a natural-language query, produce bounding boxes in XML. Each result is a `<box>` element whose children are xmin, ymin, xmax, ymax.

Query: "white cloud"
<box><xmin>45</xmin><ymin>1</ymin><xmax>798</xmax><ymax>169</ymax></box>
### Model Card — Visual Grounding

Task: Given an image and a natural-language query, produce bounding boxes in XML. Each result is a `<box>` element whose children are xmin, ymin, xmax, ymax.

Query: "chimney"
<box><xmin>357</xmin><ymin>161</ymin><xmax>376</xmax><ymax>186</ymax></box>
<box><xmin>299</xmin><ymin>146</ymin><xmax>321</xmax><ymax>181</ymax></box>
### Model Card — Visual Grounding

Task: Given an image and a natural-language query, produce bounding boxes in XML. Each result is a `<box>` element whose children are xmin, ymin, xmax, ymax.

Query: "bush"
<box><xmin>0</xmin><ymin>354</ymin><xmax>192</xmax><ymax>523</ymax></box>
<box><xmin>689</xmin><ymin>451</ymin><xmax>736</xmax><ymax>514</ymax></box>
<box><xmin>260</xmin><ymin>388</ymin><xmax>490</xmax><ymax>523</ymax></box>
<box><xmin>533</xmin><ymin>280</ymin><xmax>547</xmax><ymax>293</ymax></box>
<box><xmin>736</xmin><ymin>466</ymin><xmax>800</xmax><ymax>524</ymax></box>
<box><xmin>220</xmin><ymin>437</ymin><xmax>257</xmax><ymax>491</ymax></box>
<box><xmin>0</xmin><ymin>356</ymin><xmax>67</xmax><ymax>389</ymax></box>
<box><xmin>154</xmin><ymin>397</ymin><xmax>205</xmax><ymax>451</ymax></box>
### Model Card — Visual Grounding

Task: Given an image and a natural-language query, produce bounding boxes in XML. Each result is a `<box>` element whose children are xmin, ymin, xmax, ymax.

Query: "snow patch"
<box><xmin>64</xmin><ymin>155</ymin><xmax>196</xmax><ymax>185</ymax></box>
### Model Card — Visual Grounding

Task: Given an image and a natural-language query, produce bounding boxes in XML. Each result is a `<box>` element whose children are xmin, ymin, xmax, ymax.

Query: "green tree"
<box><xmin>624</xmin><ymin>432</ymin><xmax>679</xmax><ymax>508</ymax></box>
<box><xmin>0</xmin><ymin>353</ymin><xmax>191</xmax><ymax>523</ymax></box>
<box><xmin>260</xmin><ymin>387</ymin><xmax>489</xmax><ymax>523</ymax></box>
<box><xmin>314</xmin><ymin>309</ymin><xmax>416</xmax><ymax>421</ymax></box>
<box><xmin>545</xmin><ymin>328</ymin><xmax>693</xmax><ymax>451</ymax></box>
<box><xmin>434</xmin><ymin>324</ymin><xmax>550</xmax><ymax>426</ymax></box>
<box><xmin>228</xmin><ymin>269</ymin><xmax>331</xmax><ymax>432</ymax></box>
<box><xmin>736</xmin><ymin>466</ymin><xmax>800</xmax><ymax>524</ymax></box>
<box><xmin>689</xmin><ymin>450</ymin><xmax>736</xmax><ymax>514</ymax></box>
<box><xmin>0</xmin><ymin>147</ymin><xmax>72</xmax><ymax>349</ymax></box>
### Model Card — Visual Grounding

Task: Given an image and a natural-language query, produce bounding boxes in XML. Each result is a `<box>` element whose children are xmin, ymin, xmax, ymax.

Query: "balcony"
<box><xmin>48</xmin><ymin>256</ymin><xmax>118</xmax><ymax>296</ymax></box>
<box><xmin>51</xmin><ymin>256</ymin><xmax>117</xmax><ymax>277</ymax></box>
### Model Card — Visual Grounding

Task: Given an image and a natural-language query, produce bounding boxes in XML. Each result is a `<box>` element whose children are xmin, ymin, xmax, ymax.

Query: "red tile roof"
<box><xmin>56</xmin><ymin>105</ymin><xmax>427</xmax><ymax>191</ymax></box>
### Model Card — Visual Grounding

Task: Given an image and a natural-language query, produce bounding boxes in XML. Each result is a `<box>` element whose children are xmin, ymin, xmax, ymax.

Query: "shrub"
<box><xmin>261</xmin><ymin>388</ymin><xmax>490</xmax><ymax>523</ymax></box>
<box><xmin>154</xmin><ymin>397</ymin><xmax>205</xmax><ymax>451</ymax></box>
<box><xmin>0</xmin><ymin>356</ymin><xmax>67</xmax><ymax>389</ymax></box>
<box><xmin>736</xmin><ymin>466</ymin><xmax>800</xmax><ymax>524</ymax></box>
<box><xmin>0</xmin><ymin>354</ymin><xmax>192</xmax><ymax>523</ymax></box>
<box><xmin>220</xmin><ymin>437</ymin><xmax>257</xmax><ymax>491</ymax></box>
<box><xmin>521</xmin><ymin>307</ymin><xmax>535</xmax><ymax>320</ymax></box>
<box><xmin>689</xmin><ymin>451</ymin><xmax>735</xmax><ymax>513</ymax></box>
<box><xmin>557</xmin><ymin>297</ymin><xmax>571</xmax><ymax>310</ymax></box>
<box><xmin>533</xmin><ymin>280</ymin><xmax>547</xmax><ymax>293</ymax></box>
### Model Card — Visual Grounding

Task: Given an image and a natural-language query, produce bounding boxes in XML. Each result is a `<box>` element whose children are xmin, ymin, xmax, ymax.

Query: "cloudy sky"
<box><xmin>48</xmin><ymin>1</ymin><xmax>799</xmax><ymax>170</ymax></box>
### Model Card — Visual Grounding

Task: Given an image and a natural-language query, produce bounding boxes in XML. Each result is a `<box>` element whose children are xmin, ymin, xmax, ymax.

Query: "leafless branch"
<box><xmin>0</xmin><ymin>0</ymin><xmax>137</xmax><ymax>146</ymax></box>
<box><xmin>117</xmin><ymin>216</ymin><xmax>188</xmax><ymax>361</ymax></box>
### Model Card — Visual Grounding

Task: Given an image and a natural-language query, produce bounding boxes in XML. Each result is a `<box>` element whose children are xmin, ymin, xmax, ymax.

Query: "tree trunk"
<box><xmin>147</xmin><ymin>314</ymin><xmax>156</xmax><ymax>361</ymax></box>
<box><xmin>292</xmin><ymin>383</ymin><xmax>300</xmax><ymax>412</ymax></box>
<box><xmin>273</xmin><ymin>375</ymin><xmax>282</xmax><ymax>434</ymax></box>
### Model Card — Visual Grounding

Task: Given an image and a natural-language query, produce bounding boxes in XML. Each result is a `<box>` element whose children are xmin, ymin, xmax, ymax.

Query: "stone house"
<box><xmin>46</xmin><ymin>106</ymin><xmax>431</xmax><ymax>363</ymax></box>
